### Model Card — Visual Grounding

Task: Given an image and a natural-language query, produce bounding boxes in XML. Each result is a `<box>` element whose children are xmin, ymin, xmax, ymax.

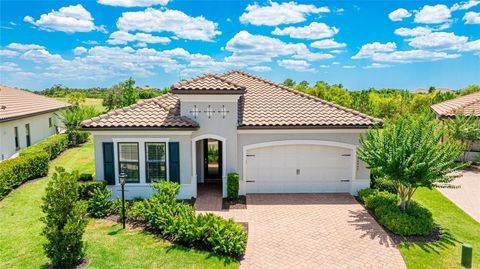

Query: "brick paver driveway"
<box><xmin>204</xmin><ymin>193</ymin><xmax>406</xmax><ymax>269</ymax></box>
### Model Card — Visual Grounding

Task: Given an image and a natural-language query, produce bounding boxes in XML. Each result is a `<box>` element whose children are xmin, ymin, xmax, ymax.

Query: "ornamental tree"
<box><xmin>122</xmin><ymin>77</ymin><xmax>138</xmax><ymax>107</ymax></box>
<box><xmin>358</xmin><ymin>114</ymin><xmax>465</xmax><ymax>211</ymax></box>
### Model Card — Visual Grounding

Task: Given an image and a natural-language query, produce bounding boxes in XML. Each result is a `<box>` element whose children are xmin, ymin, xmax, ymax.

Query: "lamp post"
<box><xmin>119</xmin><ymin>170</ymin><xmax>127</xmax><ymax>229</ymax></box>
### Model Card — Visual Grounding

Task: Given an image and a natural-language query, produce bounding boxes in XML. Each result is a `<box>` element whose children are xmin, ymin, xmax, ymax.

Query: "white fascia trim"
<box><xmin>178</xmin><ymin>94</ymin><xmax>242</xmax><ymax>102</ymax></box>
<box><xmin>242</xmin><ymin>140</ymin><xmax>357</xmax><ymax>183</ymax></box>
<box><xmin>237</xmin><ymin>129</ymin><xmax>367</xmax><ymax>134</ymax></box>
<box><xmin>90</xmin><ymin>130</ymin><xmax>193</xmax><ymax>136</ymax></box>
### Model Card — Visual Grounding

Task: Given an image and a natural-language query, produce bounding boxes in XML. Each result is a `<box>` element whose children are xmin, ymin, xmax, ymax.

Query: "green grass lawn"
<box><xmin>400</xmin><ymin>188</ymin><xmax>480</xmax><ymax>269</ymax></box>
<box><xmin>56</xmin><ymin>97</ymin><xmax>105</xmax><ymax>112</ymax></box>
<box><xmin>0</xmin><ymin>139</ymin><xmax>238</xmax><ymax>269</ymax></box>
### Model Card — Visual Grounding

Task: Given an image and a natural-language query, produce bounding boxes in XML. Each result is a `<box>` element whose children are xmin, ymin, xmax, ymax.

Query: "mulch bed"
<box><xmin>354</xmin><ymin>196</ymin><xmax>442</xmax><ymax>245</ymax></box>
<box><xmin>222</xmin><ymin>196</ymin><xmax>247</xmax><ymax>210</ymax></box>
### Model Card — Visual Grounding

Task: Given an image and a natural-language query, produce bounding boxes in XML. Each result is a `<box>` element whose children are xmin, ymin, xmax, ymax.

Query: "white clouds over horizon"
<box><xmin>310</xmin><ymin>39</ymin><xmax>346</xmax><ymax>49</ymax></box>
<box><xmin>98</xmin><ymin>0</ymin><xmax>169</xmax><ymax>7</ymax></box>
<box><xmin>116</xmin><ymin>8</ymin><xmax>221</xmax><ymax>41</ymax></box>
<box><xmin>272</xmin><ymin>22</ymin><xmax>339</xmax><ymax>39</ymax></box>
<box><xmin>388</xmin><ymin>8</ymin><xmax>411</xmax><ymax>21</ymax></box>
<box><xmin>277</xmin><ymin>59</ymin><xmax>313</xmax><ymax>72</ymax></box>
<box><xmin>107</xmin><ymin>31</ymin><xmax>171</xmax><ymax>45</ymax></box>
<box><xmin>464</xmin><ymin>12</ymin><xmax>480</xmax><ymax>24</ymax></box>
<box><xmin>24</xmin><ymin>4</ymin><xmax>104</xmax><ymax>33</ymax></box>
<box><xmin>414</xmin><ymin>4</ymin><xmax>451</xmax><ymax>24</ymax></box>
<box><xmin>240</xmin><ymin>1</ymin><xmax>329</xmax><ymax>26</ymax></box>
<box><xmin>394</xmin><ymin>27</ymin><xmax>432</xmax><ymax>37</ymax></box>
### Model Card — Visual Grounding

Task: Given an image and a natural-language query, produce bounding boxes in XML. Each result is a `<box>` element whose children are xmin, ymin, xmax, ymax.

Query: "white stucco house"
<box><xmin>80</xmin><ymin>71</ymin><xmax>380</xmax><ymax>199</ymax></box>
<box><xmin>0</xmin><ymin>85</ymin><xmax>70</xmax><ymax>161</ymax></box>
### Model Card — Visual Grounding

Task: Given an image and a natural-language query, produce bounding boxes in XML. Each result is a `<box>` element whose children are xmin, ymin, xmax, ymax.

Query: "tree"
<box><xmin>446</xmin><ymin>114</ymin><xmax>480</xmax><ymax>162</ymax></box>
<box><xmin>103</xmin><ymin>83</ymin><xmax>123</xmax><ymax>111</ymax></box>
<box><xmin>282</xmin><ymin>78</ymin><xmax>296</xmax><ymax>87</ymax></box>
<box><xmin>57</xmin><ymin>107</ymin><xmax>99</xmax><ymax>145</ymax></box>
<box><xmin>41</xmin><ymin>168</ymin><xmax>88</xmax><ymax>268</ymax></box>
<box><xmin>67</xmin><ymin>92</ymin><xmax>86</xmax><ymax>107</ymax></box>
<box><xmin>122</xmin><ymin>77</ymin><xmax>138</xmax><ymax>107</ymax></box>
<box><xmin>358</xmin><ymin>115</ymin><xmax>465</xmax><ymax>211</ymax></box>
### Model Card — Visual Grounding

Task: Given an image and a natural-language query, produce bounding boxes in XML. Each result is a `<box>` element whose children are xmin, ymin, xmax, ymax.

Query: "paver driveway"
<box><xmin>201</xmin><ymin>193</ymin><xmax>406</xmax><ymax>269</ymax></box>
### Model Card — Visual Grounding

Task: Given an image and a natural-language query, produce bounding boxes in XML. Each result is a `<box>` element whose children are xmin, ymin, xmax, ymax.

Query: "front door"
<box><xmin>203</xmin><ymin>139</ymin><xmax>222</xmax><ymax>180</ymax></box>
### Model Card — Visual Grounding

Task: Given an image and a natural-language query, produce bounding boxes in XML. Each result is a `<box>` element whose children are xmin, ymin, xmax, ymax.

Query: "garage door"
<box><xmin>245</xmin><ymin>144</ymin><xmax>353</xmax><ymax>193</ymax></box>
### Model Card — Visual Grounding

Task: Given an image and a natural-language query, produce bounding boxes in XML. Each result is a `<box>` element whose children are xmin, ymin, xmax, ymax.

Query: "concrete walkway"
<box><xmin>438</xmin><ymin>168</ymin><xmax>480</xmax><ymax>222</ymax></box>
<box><xmin>197</xmin><ymin>192</ymin><xmax>406</xmax><ymax>269</ymax></box>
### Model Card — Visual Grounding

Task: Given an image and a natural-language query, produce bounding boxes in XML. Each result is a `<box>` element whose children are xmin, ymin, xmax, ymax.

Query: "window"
<box><xmin>14</xmin><ymin>127</ymin><xmax>19</xmax><ymax>150</ymax></box>
<box><xmin>118</xmin><ymin>142</ymin><xmax>139</xmax><ymax>183</ymax></box>
<box><xmin>25</xmin><ymin>124</ymin><xmax>31</xmax><ymax>147</ymax></box>
<box><xmin>145</xmin><ymin>142</ymin><xmax>167</xmax><ymax>183</ymax></box>
<box><xmin>48</xmin><ymin>117</ymin><xmax>52</xmax><ymax>128</ymax></box>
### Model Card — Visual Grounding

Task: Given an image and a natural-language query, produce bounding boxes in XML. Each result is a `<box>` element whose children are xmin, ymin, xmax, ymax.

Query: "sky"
<box><xmin>0</xmin><ymin>0</ymin><xmax>479</xmax><ymax>91</ymax></box>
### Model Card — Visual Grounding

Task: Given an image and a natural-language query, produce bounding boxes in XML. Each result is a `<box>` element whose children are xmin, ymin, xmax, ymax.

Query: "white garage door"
<box><xmin>245</xmin><ymin>144</ymin><xmax>353</xmax><ymax>193</ymax></box>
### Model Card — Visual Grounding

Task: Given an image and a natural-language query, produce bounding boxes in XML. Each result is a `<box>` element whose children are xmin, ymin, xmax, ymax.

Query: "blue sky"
<box><xmin>0</xmin><ymin>0</ymin><xmax>479</xmax><ymax>91</ymax></box>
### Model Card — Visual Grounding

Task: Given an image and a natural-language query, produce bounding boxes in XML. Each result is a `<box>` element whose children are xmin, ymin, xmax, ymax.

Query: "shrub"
<box><xmin>71</xmin><ymin>131</ymin><xmax>89</xmax><ymax>145</ymax></box>
<box><xmin>364</xmin><ymin>191</ymin><xmax>398</xmax><ymax>210</ymax></box>
<box><xmin>88</xmin><ymin>187</ymin><xmax>114</xmax><ymax>218</ymax></box>
<box><xmin>144</xmin><ymin>196</ymin><xmax>195</xmax><ymax>237</ymax></box>
<box><xmin>20</xmin><ymin>134</ymin><xmax>69</xmax><ymax>160</ymax></box>
<box><xmin>41</xmin><ymin>167</ymin><xmax>88</xmax><ymax>268</ymax></box>
<box><xmin>78</xmin><ymin>173</ymin><xmax>93</xmax><ymax>182</ymax></box>
<box><xmin>78</xmin><ymin>180</ymin><xmax>107</xmax><ymax>200</ymax></box>
<box><xmin>196</xmin><ymin>213</ymin><xmax>247</xmax><ymax>256</ymax></box>
<box><xmin>375</xmin><ymin>202</ymin><xmax>434</xmax><ymax>236</ymax></box>
<box><xmin>227</xmin><ymin>173</ymin><xmax>240</xmax><ymax>200</ymax></box>
<box><xmin>357</xmin><ymin>188</ymin><xmax>378</xmax><ymax>203</ymax></box>
<box><xmin>0</xmin><ymin>152</ymin><xmax>49</xmax><ymax>199</ymax></box>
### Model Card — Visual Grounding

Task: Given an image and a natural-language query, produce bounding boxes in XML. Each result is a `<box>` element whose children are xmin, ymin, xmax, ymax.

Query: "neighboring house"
<box><xmin>413</xmin><ymin>88</ymin><xmax>452</xmax><ymax>94</ymax></box>
<box><xmin>80</xmin><ymin>71</ymin><xmax>380</xmax><ymax>199</ymax></box>
<box><xmin>431</xmin><ymin>91</ymin><xmax>480</xmax><ymax>162</ymax></box>
<box><xmin>0</xmin><ymin>85</ymin><xmax>70</xmax><ymax>161</ymax></box>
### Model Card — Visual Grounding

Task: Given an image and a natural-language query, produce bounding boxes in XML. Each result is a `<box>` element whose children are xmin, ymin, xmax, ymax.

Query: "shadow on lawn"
<box><xmin>401</xmin><ymin>230</ymin><xmax>458</xmax><ymax>255</ymax></box>
<box><xmin>165</xmin><ymin>244</ymin><xmax>237</xmax><ymax>267</ymax></box>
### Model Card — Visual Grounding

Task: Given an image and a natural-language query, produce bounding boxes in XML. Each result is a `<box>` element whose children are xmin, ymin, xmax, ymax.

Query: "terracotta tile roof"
<box><xmin>171</xmin><ymin>74</ymin><xmax>245</xmax><ymax>94</ymax></box>
<box><xmin>221</xmin><ymin>70</ymin><xmax>380</xmax><ymax>128</ymax></box>
<box><xmin>431</xmin><ymin>91</ymin><xmax>480</xmax><ymax>117</ymax></box>
<box><xmin>82</xmin><ymin>71</ymin><xmax>380</xmax><ymax>130</ymax></box>
<box><xmin>0</xmin><ymin>85</ymin><xmax>70</xmax><ymax>122</ymax></box>
<box><xmin>80</xmin><ymin>93</ymin><xmax>198</xmax><ymax>129</ymax></box>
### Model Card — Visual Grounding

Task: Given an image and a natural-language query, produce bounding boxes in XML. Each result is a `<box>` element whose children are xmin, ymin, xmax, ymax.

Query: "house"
<box><xmin>80</xmin><ymin>71</ymin><xmax>380</xmax><ymax>199</ymax></box>
<box><xmin>431</xmin><ymin>90</ymin><xmax>480</xmax><ymax>162</ymax></box>
<box><xmin>413</xmin><ymin>88</ymin><xmax>452</xmax><ymax>94</ymax></box>
<box><xmin>0</xmin><ymin>85</ymin><xmax>70</xmax><ymax>161</ymax></box>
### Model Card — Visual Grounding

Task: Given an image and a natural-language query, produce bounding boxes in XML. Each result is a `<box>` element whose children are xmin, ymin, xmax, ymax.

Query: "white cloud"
<box><xmin>352</xmin><ymin>41</ymin><xmax>460</xmax><ymax>63</ymax></box>
<box><xmin>7</xmin><ymin>43</ymin><xmax>45</xmax><ymax>51</ymax></box>
<box><xmin>248</xmin><ymin>66</ymin><xmax>271</xmax><ymax>72</ymax></box>
<box><xmin>342</xmin><ymin>65</ymin><xmax>356</xmax><ymax>69</ymax></box>
<box><xmin>352</xmin><ymin>42</ymin><xmax>397</xmax><ymax>59</ymax></box>
<box><xmin>310</xmin><ymin>39</ymin><xmax>346</xmax><ymax>49</ymax></box>
<box><xmin>408</xmin><ymin>32</ymin><xmax>468</xmax><ymax>50</ymax></box>
<box><xmin>117</xmin><ymin>8</ymin><xmax>220</xmax><ymax>41</ymax></box>
<box><xmin>0</xmin><ymin>62</ymin><xmax>21</xmax><ymax>72</ymax></box>
<box><xmin>414</xmin><ymin>5</ymin><xmax>451</xmax><ymax>24</ymax></box>
<box><xmin>98</xmin><ymin>0</ymin><xmax>169</xmax><ymax>7</ymax></box>
<box><xmin>451</xmin><ymin>0</ymin><xmax>480</xmax><ymax>11</ymax></box>
<box><xmin>459</xmin><ymin>40</ymin><xmax>480</xmax><ymax>53</ymax></box>
<box><xmin>277</xmin><ymin>59</ymin><xmax>313</xmax><ymax>72</ymax></box>
<box><xmin>0</xmin><ymin>50</ymin><xmax>19</xmax><ymax>57</ymax></box>
<box><xmin>24</xmin><ymin>4</ymin><xmax>102</xmax><ymax>33</ymax></box>
<box><xmin>224</xmin><ymin>30</ymin><xmax>333</xmax><ymax>65</ymax></box>
<box><xmin>388</xmin><ymin>8</ymin><xmax>411</xmax><ymax>21</ymax></box>
<box><xmin>20</xmin><ymin>49</ymin><xmax>65</xmax><ymax>64</ymax></box>
<box><xmin>73</xmin><ymin>46</ymin><xmax>88</xmax><ymax>55</ymax></box>
<box><xmin>394</xmin><ymin>27</ymin><xmax>431</xmax><ymax>37</ymax></box>
<box><xmin>272</xmin><ymin>22</ymin><xmax>339</xmax><ymax>39</ymax></box>
<box><xmin>363</xmin><ymin>63</ymin><xmax>392</xmax><ymax>69</ymax></box>
<box><xmin>239</xmin><ymin>1</ymin><xmax>329</xmax><ymax>26</ymax></box>
<box><xmin>107</xmin><ymin>31</ymin><xmax>170</xmax><ymax>45</ymax></box>
<box><xmin>464</xmin><ymin>12</ymin><xmax>480</xmax><ymax>24</ymax></box>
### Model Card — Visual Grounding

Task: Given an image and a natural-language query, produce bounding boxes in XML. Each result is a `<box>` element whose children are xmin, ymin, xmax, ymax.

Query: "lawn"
<box><xmin>400</xmin><ymin>188</ymin><xmax>480</xmax><ymax>269</ymax></box>
<box><xmin>56</xmin><ymin>97</ymin><xmax>105</xmax><ymax>112</ymax></box>
<box><xmin>0</xmin><ymin>139</ymin><xmax>238</xmax><ymax>269</ymax></box>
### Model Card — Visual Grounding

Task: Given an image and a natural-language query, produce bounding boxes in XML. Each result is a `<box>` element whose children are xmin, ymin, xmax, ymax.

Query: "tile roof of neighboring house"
<box><xmin>80</xmin><ymin>93</ymin><xmax>198</xmax><ymax>129</ymax></box>
<box><xmin>413</xmin><ymin>88</ymin><xmax>452</xmax><ymax>94</ymax></box>
<box><xmin>0</xmin><ymin>85</ymin><xmax>70</xmax><ymax>122</ymax></box>
<box><xmin>221</xmin><ymin>70</ymin><xmax>379</xmax><ymax>128</ymax></box>
<box><xmin>431</xmin><ymin>91</ymin><xmax>480</xmax><ymax>117</ymax></box>
<box><xmin>171</xmin><ymin>73</ymin><xmax>246</xmax><ymax>94</ymax></box>
<box><xmin>81</xmin><ymin>71</ymin><xmax>380</xmax><ymax>129</ymax></box>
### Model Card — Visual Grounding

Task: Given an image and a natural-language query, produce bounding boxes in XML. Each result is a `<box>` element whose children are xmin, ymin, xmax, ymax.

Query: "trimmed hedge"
<box><xmin>227</xmin><ymin>173</ymin><xmax>240</xmax><ymax>200</ymax></box>
<box><xmin>0</xmin><ymin>152</ymin><xmax>49</xmax><ymax>199</ymax></box>
<box><xmin>357</xmin><ymin>188</ymin><xmax>434</xmax><ymax>236</ymax></box>
<box><xmin>71</xmin><ymin>131</ymin><xmax>89</xmax><ymax>145</ymax></box>
<box><xmin>79</xmin><ymin>180</ymin><xmax>107</xmax><ymax>200</ymax></box>
<box><xmin>20</xmin><ymin>134</ymin><xmax>69</xmax><ymax>160</ymax></box>
<box><xmin>78</xmin><ymin>173</ymin><xmax>93</xmax><ymax>182</ymax></box>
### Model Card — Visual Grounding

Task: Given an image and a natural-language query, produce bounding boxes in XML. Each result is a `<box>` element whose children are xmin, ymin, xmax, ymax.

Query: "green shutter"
<box><xmin>103</xmin><ymin>142</ymin><xmax>115</xmax><ymax>185</ymax></box>
<box><xmin>168</xmin><ymin>142</ymin><xmax>180</xmax><ymax>183</ymax></box>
